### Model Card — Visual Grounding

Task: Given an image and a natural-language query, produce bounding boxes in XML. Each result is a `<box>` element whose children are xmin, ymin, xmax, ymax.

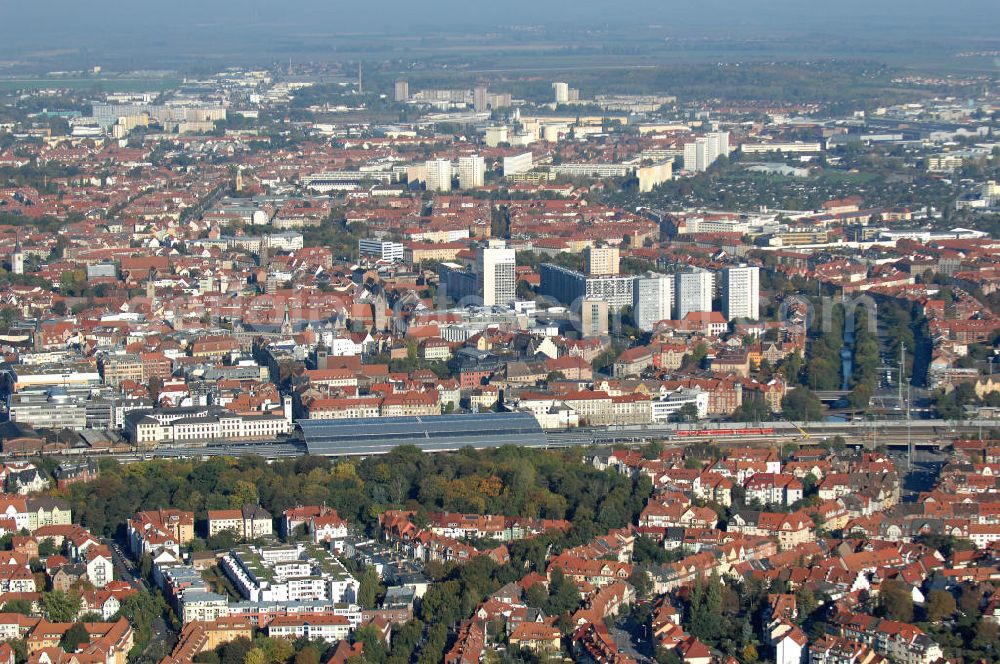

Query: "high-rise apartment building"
<box><xmin>708</xmin><ymin>131</ymin><xmax>730</xmax><ymax>162</ymax></box>
<box><xmin>683</xmin><ymin>131</ymin><xmax>730</xmax><ymax>173</ymax></box>
<box><xmin>539</xmin><ymin>264</ymin><xmax>634</xmax><ymax>311</ymax></box>
<box><xmin>638</xmin><ymin>161</ymin><xmax>673</xmax><ymax>193</ymax></box>
<box><xmin>424</xmin><ymin>159</ymin><xmax>453</xmax><ymax>192</ymax></box>
<box><xmin>458</xmin><ymin>155</ymin><xmax>486</xmax><ymax>190</ymax></box>
<box><xmin>477</xmin><ymin>240</ymin><xmax>516</xmax><ymax>308</ymax></box>
<box><xmin>394</xmin><ymin>80</ymin><xmax>409</xmax><ymax>102</ymax></box>
<box><xmin>552</xmin><ymin>82</ymin><xmax>570</xmax><ymax>104</ymax></box>
<box><xmin>473</xmin><ymin>85</ymin><xmax>489</xmax><ymax>112</ymax></box>
<box><xmin>674</xmin><ymin>269</ymin><xmax>714</xmax><ymax>320</ymax></box>
<box><xmin>584</xmin><ymin>245</ymin><xmax>620</xmax><ymax>276</ymax></box>
<box><xmin>721</xmin><ymin>265</ymin><xmax>760</xmax><ymax>321</ymax></box>
<box><xmin>633</xmin><ymin>272</ymin><xmax>674</xmax><ymax>330</ymax></box>
<box><xmin>579</xmin><ymin>298</ymin><xmax>609</xmax><ymax>339</ymax></box>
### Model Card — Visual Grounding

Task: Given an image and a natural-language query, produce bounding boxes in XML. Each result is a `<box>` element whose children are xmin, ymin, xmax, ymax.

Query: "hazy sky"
<box><xmin>2</xmin><ymin>0</ymin><xmax>999</xmax><ymax>60</ymax></box>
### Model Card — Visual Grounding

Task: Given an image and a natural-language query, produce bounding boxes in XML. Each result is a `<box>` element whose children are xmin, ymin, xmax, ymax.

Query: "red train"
<box><xmin>674</xmin><ymin>427</ymin><xmax>775</xmax><ymax>437</ymax></box>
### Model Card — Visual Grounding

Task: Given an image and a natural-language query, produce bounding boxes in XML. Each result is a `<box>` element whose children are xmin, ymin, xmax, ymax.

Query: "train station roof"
<box><xmin>299</xmin><ymin>411</ymin><xmax>547</xmax><ymax>456</ymax></box>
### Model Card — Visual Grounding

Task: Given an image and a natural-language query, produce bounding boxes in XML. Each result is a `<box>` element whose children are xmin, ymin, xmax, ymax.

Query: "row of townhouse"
<box><xmin>127</xmin><ymin>509</ymin><xmax>196</xmax><ymax>559</ymax></box>
<box><xmin>279</xmin><ymin>506</ymin><xmax>350</xmax><ymax>547</ymax></box>
<box><xmin>546</xmin><ymin>552</ymin><xmax>633</xmax><ymax>589</ymax></box>
<box><xmin>206</xmin><ymin>504</ymin><xmax>273</xmax><ymax>541</ymax></box>
<box><xmin>830</xmin><ymin>611</ymin><xmax>943</xmax><ymax>664</ymax></box>
<box><xmin>302</xmin><ymin>390</ymin><xmax>443</xmax><ymax>419</ymax></box>
<box><xmin>0</xmin><ymin>495</ymin><xmax>73</xmax><ymax>532</ymax></box>
<box><xmin>727</xmin><ymin>510</ymin><xmax>815</xmax><ymax>550</ymax></box>
<box><xmin>0</xmin><ymin>615</ymin><xmax>133</xmax><ymax>664</ymax></box>
<box><xmin>426</xmin><ymin>511</ymin><xmax>570</xmax><ymax>541</ymax></box>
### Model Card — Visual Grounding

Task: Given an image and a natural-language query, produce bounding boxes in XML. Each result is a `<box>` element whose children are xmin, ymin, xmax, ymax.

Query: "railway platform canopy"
<box><xmin>299</xmin><ymin>411</ymin><xmax>547</xmax><ymax>456</ymax></box>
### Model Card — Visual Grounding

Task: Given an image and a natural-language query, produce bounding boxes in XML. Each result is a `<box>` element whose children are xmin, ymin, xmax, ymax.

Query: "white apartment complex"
<box><xmin>585</xmin><ymin>245</ymin><xmax>620</xmax><ymax>276</ymax></box>
<box><xmin>503</xmin><ymin>152</ymin><xmax>534</xmax><ymax>176</ymax></box>
<box><xmin>633</xmin><ymin>272</ymin><xmax>674</xmax><ymax>331</ymax></box>
<box><xmin>683</xmin><ymin>132</ymin><xmax>729</xmax><ymax>172</ymax></box>
<box><xmin>357</xmin><ymin>239</ymin><xmax>404</xmax><ymax>262</ymax></box>
<box><xmin>477</xmin><ymin>240</ymin><xmax>516</xmax><ymax>307</ymax></box>
<box><xmin>221</xmin><ymin>544</ymin><xmax>360</xmax><ymax>605</ymax></box>
<box><xmin>424</xmin><ymin>159</ymin><xmax>453</xmax><ymax>192</ymax></box>
<box><xmin>674</xmin><ymin>269</ymin><xmax>714</xmax><ymax>320</ymax></box>
<box><xmin>722</xmin><ymin>265</ymin><xmax>760</xmax><ymax>321</ymax></box>
<box><xmin>458</xmin><ymin>155</ymin><xmax>486</xmax><ymax>189</ymax></box>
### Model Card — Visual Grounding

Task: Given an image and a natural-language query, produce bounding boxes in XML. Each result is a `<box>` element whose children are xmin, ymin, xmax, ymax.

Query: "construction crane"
<box><xmin>786</xmin><ymin>419</ymin><xmax>812</xmax><ymax>441</ymax></box>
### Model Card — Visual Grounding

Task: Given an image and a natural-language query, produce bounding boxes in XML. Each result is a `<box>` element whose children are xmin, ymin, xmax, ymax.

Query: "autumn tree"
<box><xmin>924</xmin><ymin>590</ymin><xmax>957</xmax><ymax>622</ymax></box>
<box><xmin>220</xmin><ymin>637</ymin><xmax>252</xmax><ymax>664</ymax></box>
<box><xmin>293</xmin><ymin>646</ymin><xmax>320</xmax><ymax>664</ymax></box>
<box><xmin>242</xmin><ymin>648</ymin><xmax>267</xmax><ymax>664</ymax></box>
<box><xmin>879</xmin><ymin>579</ymin><xmax>914</xmax><ymax>623</ymax></box>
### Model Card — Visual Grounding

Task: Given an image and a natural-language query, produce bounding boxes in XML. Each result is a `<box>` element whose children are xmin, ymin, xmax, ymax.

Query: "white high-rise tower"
<box><xmin>552</xmin><ymin>82</ymin><xmax>570</xmax><ymax>104</ymax></box>
<box><xmin>477</xmin><ymin>240</ymin><xmax>516</xmax><ymax>308</ymax></box>
<box><xmin>458</xmin><ymin>155</ymin><xmax>486</xmax><ymax>190</ymax></box>
<box><xmin>424</xmin><ymin>159</ymin><xmax>453</xmax><ymax>192</ymax></box>
<box><xmin>674</xmin><ymin>269</ymin><xmax>713</xmax><ymax>320</ymax></box>
<box><xmin>722</xmin><ymin>265</ymin><xmax>760</xmax><ymax>321</ymax></box>
<box><xmin>633</xmin><ymin>272</ymin><xmax>674</xmax><ymax>331</ymax></box>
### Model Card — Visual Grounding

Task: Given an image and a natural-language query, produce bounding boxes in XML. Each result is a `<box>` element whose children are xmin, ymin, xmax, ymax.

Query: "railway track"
<box><xmin>10</xmin><ymin>419</ymin><xmax>990</xmax><ymax>462</ymax></box>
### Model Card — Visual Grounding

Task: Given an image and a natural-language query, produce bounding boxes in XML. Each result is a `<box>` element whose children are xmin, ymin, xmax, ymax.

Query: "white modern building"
<box><xmin>585</xmin><ymin>245</ymin><xmax>620</xmax><ymax>276</ymax></box>
<box><xmin>633</xmin><ymin>272</ymin><xmax>674</xmax><ymax>331</ymax></box>
<box><xmin>552</xmin><ymin>163</ymin><xmax>629</xmax><ymax>178</ymax></box>
<box><xmin>458</xmin><ymin>155</ymin><xmax>486</xmax><ymax>189</ymax></box>
<box><xmin>503</xmin><ymin>152</ymin><xmax>534</xmax><ymax>176</ymax></box>
<box><xmin>477</xmin><ymin>240</ymin><xmax>516</xmax><ymax>307</ymax></box>
<box><xmin>394</xmin><ymin>80</ymin><xmax>409</xmax><ymax>102</ymax></box>
<box><xmin>357</xmin><ymin>239</ymin><xmax>404</xmax><ymax>262</ymax></box>
<box><xmin>221</xmin><ymin>544</ymin><xmax>359</xmax><ymax>604</ymax></box>
<box><xmin>722</xmin><ymin>265</ymin><xmax>760</xmax><ymax>321</ymax></box>
<box><xmin>473</xmin><ymin>85</ymin><xmax>489</xmax><ymax>112</ymax></box>
<box><xmin>674</xmin><ymin>269</ymin><xmax>714</xmax><ymax>320</ymax></box>
<box><xmin>424</xmin><ymin>159</ymin><xmax>453</xmax><ymax>192</ymax></box>
<box><xmin>740</xmin><ymin>141</ymin><xmax>822</xmax><ymax>154</ymax></box>
<box><xmin>638</xmin><ymin>161</ymin><xmax>673</xmax><ymax>192</ymax></box>
<box><xmin>683</xmin><ymin>131</ymin><xmax>730</xmax><ymax>172</ymax></box>
<box><xmin>552</xmin><ymin>82</ymin><xmax>570</xmax><ymax>104</ymax></box>
<box><xmin>267</xmin><ymin>614</ymin><xmax>351</xmax><ymax>641</ymax></box>
<box><xmin>650</xmin><ymin>388</ymin><xmax>709</xmax><ymax>422</ymax></box>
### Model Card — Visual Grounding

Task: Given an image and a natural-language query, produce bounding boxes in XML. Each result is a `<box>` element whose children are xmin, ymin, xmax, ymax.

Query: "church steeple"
<box><xmin>281</xmin><ymin>302</ymin><xmax>292</xmax><ymax>336</ymax></box>
<box><xmin>145</xmin><ymin>266</ymin><xmax>156</xmax><ymax>300</ymax></box>
<box><xmin>10</xmin><ymin>231</ymin><xmax>24</xmax><ymax>275</ymax></box>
